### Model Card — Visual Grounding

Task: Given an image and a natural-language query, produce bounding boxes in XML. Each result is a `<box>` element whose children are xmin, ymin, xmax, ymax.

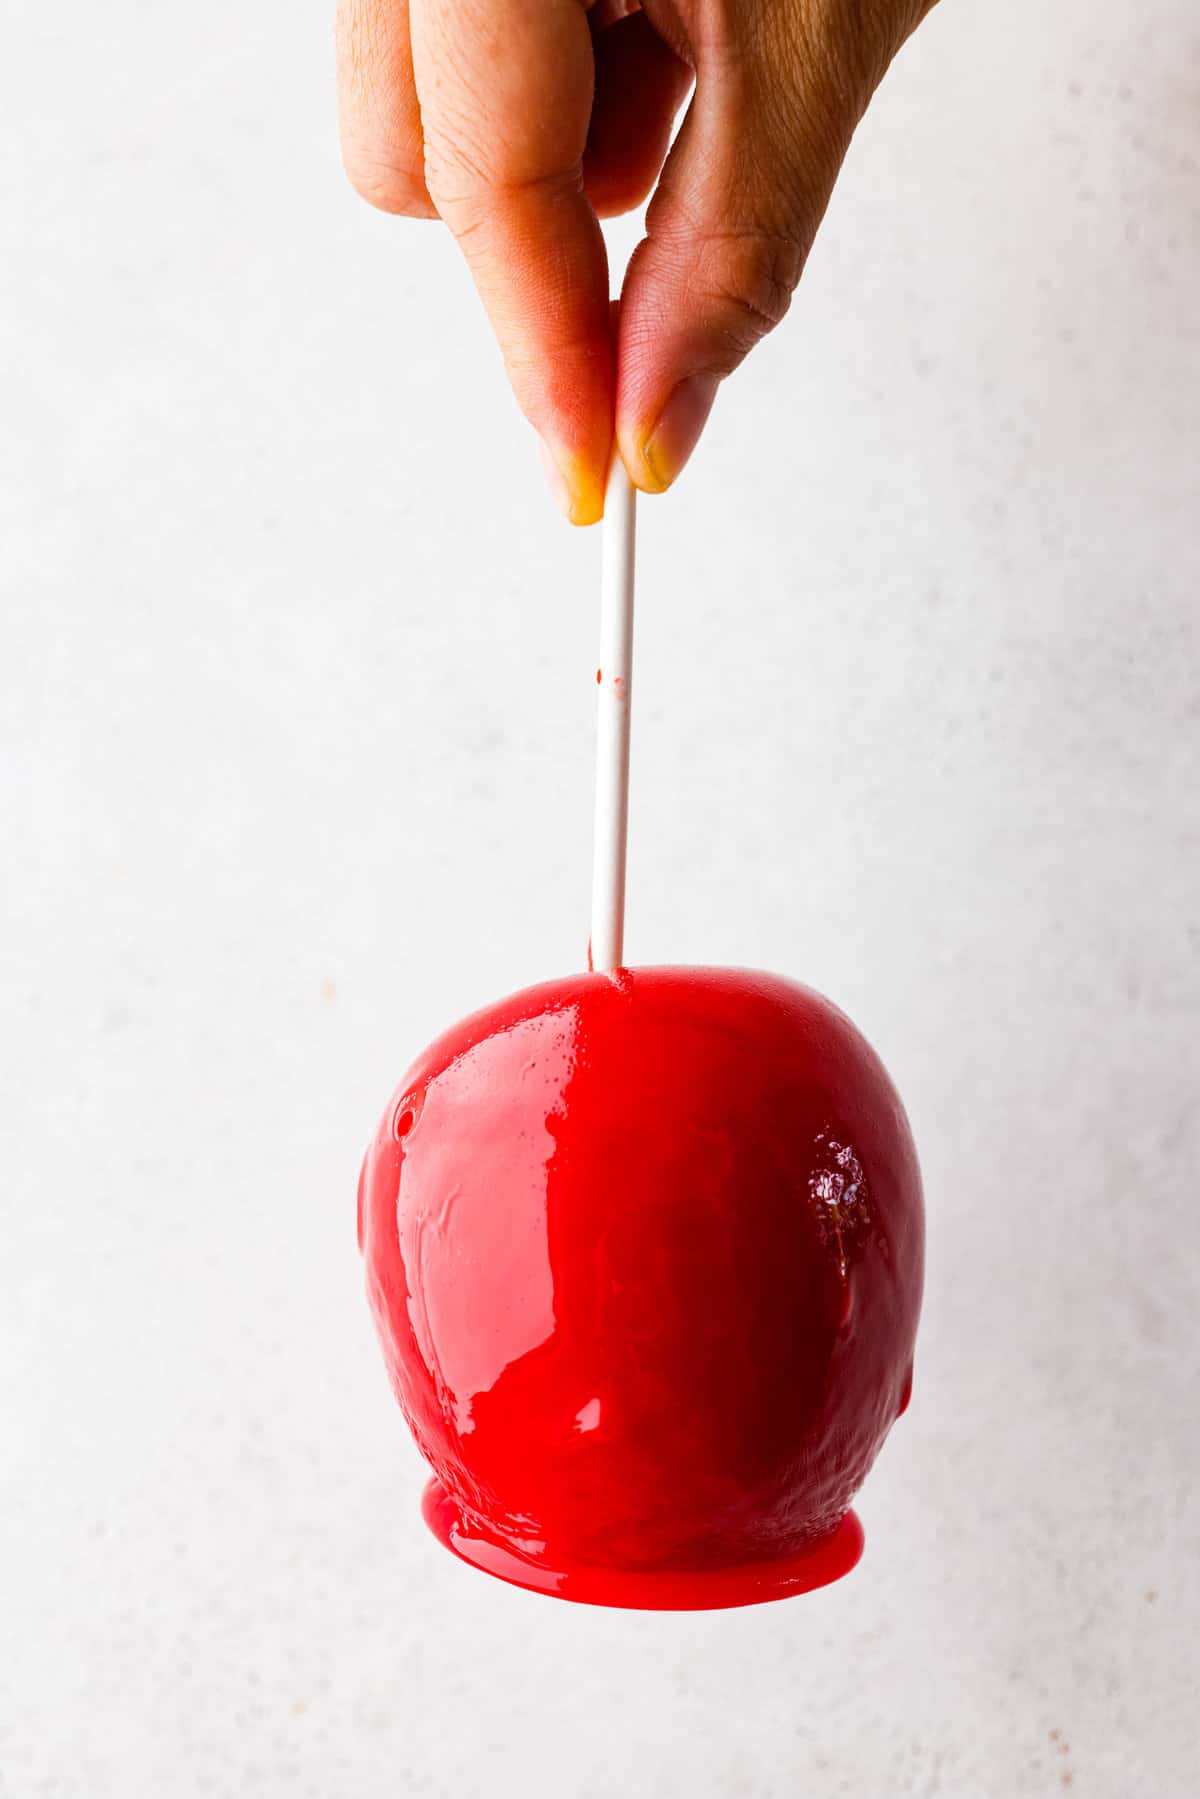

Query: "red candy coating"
<box><xmin>358</xmin><ymin>967</ymin><xmax>923</xmax><ymax>1608</ymax></box>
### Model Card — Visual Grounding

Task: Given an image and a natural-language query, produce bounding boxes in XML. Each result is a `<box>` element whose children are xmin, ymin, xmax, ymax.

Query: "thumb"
<box><xmin>615</xmin><ymin>8</ymin><xmax>876</xmax><ymax>493</ymax></box>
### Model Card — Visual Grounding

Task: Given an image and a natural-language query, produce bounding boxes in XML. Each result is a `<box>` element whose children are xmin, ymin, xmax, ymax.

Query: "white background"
<box><xmin>3</xmin><ymin>0</ymin><xmax>1199</xmax><ymax>1793</ymax></box>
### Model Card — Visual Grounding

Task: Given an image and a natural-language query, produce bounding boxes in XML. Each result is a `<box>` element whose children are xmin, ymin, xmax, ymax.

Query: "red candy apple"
<box><xmin>358</xmin><ymin>967</ymin><xmax>923</xmax><ymax>1609</ymax></box>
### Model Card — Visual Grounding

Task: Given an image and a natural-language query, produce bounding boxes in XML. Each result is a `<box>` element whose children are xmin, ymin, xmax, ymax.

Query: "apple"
<box><xmin>358</xmin><ymin>967</ymin><xmax>923</xmax><ymax>1608</ymax></box>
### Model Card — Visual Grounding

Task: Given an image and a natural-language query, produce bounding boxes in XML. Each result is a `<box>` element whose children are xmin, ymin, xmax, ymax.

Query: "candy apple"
<box><xmin>358</xmin><ymin>967</ymin><xmax>923</xmax><ymax>1608</ymax></box>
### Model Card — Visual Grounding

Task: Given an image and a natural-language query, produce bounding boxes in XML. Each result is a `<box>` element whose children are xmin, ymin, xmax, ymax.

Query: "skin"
<box><xmin>337</xmin><ymin>0</ymin><xmax>938</xmax><ymax>523</ymax></box>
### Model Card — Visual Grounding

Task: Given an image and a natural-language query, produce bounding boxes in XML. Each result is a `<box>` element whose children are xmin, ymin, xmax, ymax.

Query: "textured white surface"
<box><xmin>3</xmin><ymin>0</ymin><xmax>1199</xmax><ymax>1793</ymax></box>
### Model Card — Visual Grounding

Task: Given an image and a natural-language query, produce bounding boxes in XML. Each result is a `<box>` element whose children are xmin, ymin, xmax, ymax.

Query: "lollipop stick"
<box><xmin>589</xmin><ymin>455</ymin><xmax>637</xmax><ymax>972</ymax></box>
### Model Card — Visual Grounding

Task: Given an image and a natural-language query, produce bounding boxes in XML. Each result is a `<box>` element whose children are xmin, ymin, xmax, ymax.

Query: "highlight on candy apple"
<box><xmin>357</xmin><ymin>965</ymin><xmax>924</xmax><ymax>1612</ymax></box>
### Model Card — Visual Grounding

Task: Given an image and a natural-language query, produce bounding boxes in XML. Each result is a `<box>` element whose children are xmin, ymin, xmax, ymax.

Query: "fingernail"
<box><xmin>642</xmin><ymin>375</ymin><xmax>720</xmax><ymax>492</ymax></box>
<box><xmin>540</xmin><ymin>441</ymin><xmax>573</xmax><ymax>519</ymax></box>
<box><xmin>539</xmin><ymin>440</ymin><xmax>606</xmax><ymax>527</ymax></box>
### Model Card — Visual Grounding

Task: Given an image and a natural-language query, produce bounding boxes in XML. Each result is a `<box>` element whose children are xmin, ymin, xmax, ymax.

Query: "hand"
<box><xmin>337</xmin><ymin>0</ymin><xmax>936</xmax><ymax>523</ymax></box>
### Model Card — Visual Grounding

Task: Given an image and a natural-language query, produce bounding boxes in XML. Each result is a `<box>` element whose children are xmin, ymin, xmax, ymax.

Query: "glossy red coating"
<box><xmin>358</xmin><ymin>967</ymin><xmax>923</xmax><ymax>1609</ymax></box>
<box><xmin>421</xmin><ymin>1477</ymin><xmax>865</xmax><ymax>1609</ymax></box>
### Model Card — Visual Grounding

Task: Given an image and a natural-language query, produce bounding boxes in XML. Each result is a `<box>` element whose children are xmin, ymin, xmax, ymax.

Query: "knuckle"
<box><xmin>699</xmin><ymin>231</ymin><xmax>804</xmax><ymax>359</ymax></box>
<box><xmin>342</xmin><ymin>143</ymin><xmax>432</xmax><ymax>216</ymax></box>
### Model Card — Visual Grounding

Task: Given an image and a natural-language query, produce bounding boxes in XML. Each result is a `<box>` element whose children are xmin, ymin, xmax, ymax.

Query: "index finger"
<box><xmin>410</xmin><ymin>0</ymin><xmax>614</xmax><ymax>524</ymax></box>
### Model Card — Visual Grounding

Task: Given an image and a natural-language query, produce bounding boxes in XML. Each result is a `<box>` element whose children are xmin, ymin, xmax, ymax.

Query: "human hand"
<box><xmin>337</xmin><ymin>0</ymin><xmax>936</xmax><ymax>523</ymax></box>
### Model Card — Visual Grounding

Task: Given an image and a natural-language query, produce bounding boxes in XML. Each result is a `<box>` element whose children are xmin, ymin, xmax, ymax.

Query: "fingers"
<box><xmin>336</xmin><ymin>0</ymin><xmax>435</xmax><ymax>217</ymax></box>
<box><xmin>615</xmin><ymin>9</ymin><xmax>868</xmax><ymax>492</ymax></box>
<box><xmin>584</xmin><ymin>12</ymin><xmax>692</xmax><ymax>219</ymax></box>
<box><xmin>340</xmin><ymin>0</ymin><xmax>921</xmax><ymax>512</ymax></box>
<box><xmin>410</xmin><ymin>0</ymin><xmax>613</xmax><ymax>524</ymax></box>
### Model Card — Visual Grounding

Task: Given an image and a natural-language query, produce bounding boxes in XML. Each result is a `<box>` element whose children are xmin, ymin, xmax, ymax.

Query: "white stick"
<box><xmin>589</xmin><ymin>456</ymin><xmax>637</xmax><ymax>972</ymax></box>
